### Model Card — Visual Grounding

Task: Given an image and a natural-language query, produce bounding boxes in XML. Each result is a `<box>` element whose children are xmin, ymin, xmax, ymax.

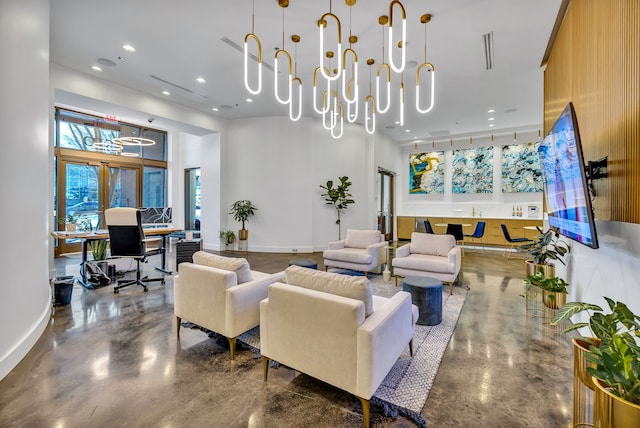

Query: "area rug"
<box><xmin>368</xmin><ymin>275</ymin><xmax>468</xmax><ymax>427</ymax></box>
<box><xmin>184</xmin><ymin>275</ymin><xmax>468</xmax><ymax>428</ymax></box>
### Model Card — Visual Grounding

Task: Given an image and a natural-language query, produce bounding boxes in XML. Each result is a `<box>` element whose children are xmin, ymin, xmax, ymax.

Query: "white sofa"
<box><xmin>322</xmin><ymin>229</ymin><xmax>387</xmax><ymax>277</ymax></box>
<box><xmin>260</xmin><ymin>265</ymin><xmax>418</xmax><ymax>427</ymax></box>
<box><xmin>174</xmin><ymin>251</ymin><xmax>285</xmax><ymax>360</ymax></box>
<box><xmin>392</xmin><ymin>232</ymin><xmax>462</xmax><ymax>294</ymax></box>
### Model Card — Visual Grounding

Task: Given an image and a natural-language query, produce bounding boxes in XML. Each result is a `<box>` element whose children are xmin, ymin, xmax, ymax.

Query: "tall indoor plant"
<box><xmin>229</xmin><ymin>200</ymin><xmax>257</xmax><ymax>240</ymax></box>
<box><xmin>319</xmin><ymin>176</ymin><xmax>355</xmax><ymax>240</ymax></box>
<box><xmin>520</xmin><ymin>229</ymin><xmax>570</xmax><ymax>276</ymax></box>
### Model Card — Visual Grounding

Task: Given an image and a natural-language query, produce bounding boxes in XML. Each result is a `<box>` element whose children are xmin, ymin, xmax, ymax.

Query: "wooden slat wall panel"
<box><xmin>544</xmin><ymin>0</ymin><xmax>640</xmax><ymax>223</ymax></box>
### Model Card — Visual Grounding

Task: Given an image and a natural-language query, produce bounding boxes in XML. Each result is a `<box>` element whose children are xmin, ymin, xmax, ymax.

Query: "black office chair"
<box><xmin>424</xmin><ymin>219</ymin><xmax>435</xmax><ymax>234</ymax></box>
<box><xmin>464</xmin><ymin>221</ymin><xmax>486</xmax><ymax>251</ymax></box>
<box><xmin>446</xmin><ymin>223</ymin><xmax>465</xmax><ymax>255</ymax></box>
<box><xmin>500</xmin><ymin>224</ymin><xmax>533</xmax><ymax>259</ymax></box>
<box><xmin>105</xmin><ymin>207</ymin><xmax>166</xmax><ymax>294</ymax></box>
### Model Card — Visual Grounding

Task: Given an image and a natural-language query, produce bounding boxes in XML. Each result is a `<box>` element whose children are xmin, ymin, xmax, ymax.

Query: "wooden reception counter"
<box><xmin>397</xmin><ymin>216</ymin><xmax>543</xmax><ymax>246</ymax></box>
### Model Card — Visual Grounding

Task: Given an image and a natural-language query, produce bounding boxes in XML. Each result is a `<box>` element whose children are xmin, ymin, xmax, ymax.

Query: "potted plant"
<box><xmin>58</xmin><ymin>213</ymin><xmax>78</xmax><ymax>232</ymax></box>
<box><xmin>551</xmin><ymin>298</ymin><xmax>640</xmax><ymax>426</ymax></box>
<box><xmin>525</xmin><ymin>270</ymin><xmax>569</xmax><ymax>309</ymax></box>
<box><xmin>219</xmin><ymin>229</ymin><xmax>236</xmax><ymax>250</ymax></box>
<box><xmin>229</xmin><ymin>200</ymin><xmax>257</xmax><ymax>241</ymax></box>
<box><xmin>319</xmin><ymin>176</ymin><xmax>355</xmax><ymax>240</ymax></box>
<box><xmin>520</xmin><ymin>229</ymin><xmax>570</xmax><ymax>277</ymax></box>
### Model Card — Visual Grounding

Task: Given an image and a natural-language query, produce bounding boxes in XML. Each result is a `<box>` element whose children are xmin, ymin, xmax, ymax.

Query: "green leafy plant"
<box><xmin>58</xmin><ymin>213</ymin><xmax>77</xmax><ymax>226</ymax></box>
<box><xmin>525</xmin><ymin>270</ymin><xmax>569</xmax><ymax>293</ymax></box>
<box><xmin>229</xmin><ymin>200</ymin><xmax>258</xmax><ymax>230</ymax></box>
<box><xmin>551</xmin><ymin>298</ymin><xmax>640</xmax><ymax>405</ymax></box>
<box><xmin>520</xmin><ymin>229</ymin><xmax>570</xmax><ymax>265</ymax></box>
<box><xmin>219</xmin><ymin>229</ymin><xmax>236</xmax><ymax>245</ymax></box>
<box><xmin>90</xmin><ymin>239</ymin><xmax>109</xmax><ymax>261</ymax></box>
<box><xmin>319</xmin><ymin>176</ymin><xmax>355</xmax><ymax>240</ymax></box>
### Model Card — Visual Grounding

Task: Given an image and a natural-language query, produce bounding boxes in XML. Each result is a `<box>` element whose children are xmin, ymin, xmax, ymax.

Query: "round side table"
<box><xmin>402</xmin><ymin>276</ymin><xmax>443</xmax><ymax>326</ymax></box>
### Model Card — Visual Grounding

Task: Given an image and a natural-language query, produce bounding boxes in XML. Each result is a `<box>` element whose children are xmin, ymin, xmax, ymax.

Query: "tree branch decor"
<box><xmin>320</xmin><ymin>176</ymin><xmax>355</xmax><ymax>240</ymax></box>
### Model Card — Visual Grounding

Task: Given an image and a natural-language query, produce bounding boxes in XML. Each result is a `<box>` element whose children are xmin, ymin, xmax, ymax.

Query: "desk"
<box><xmin>51</xmin><ymin>227</ymin><xmax>181</xmax><ymax>287</ymax></box>
<box><xmin>524</xmin><ymin>226</ymin><xmax>542</xmax><ymax>231</ymax></box>
<box><xmin>434</xmin><ymin>223</ymin><xmax>472</xmax><ymax>228</ymax></box>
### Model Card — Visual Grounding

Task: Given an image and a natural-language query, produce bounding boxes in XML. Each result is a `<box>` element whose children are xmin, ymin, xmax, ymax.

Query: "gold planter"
<box><xmin>239</xmin><ymin>229</ymin><xmax>248</xmax><ymax>240</ymax></box>
<box><xmin>593</xmin><ymin>378</ymin><xmax>640</xmax><ymax>428</ymax></box>
<box><xmin>572</xmin><ymin>337</ymin><xmax>601</xmax><ymax>427</ymax></box>
<box><xmin>542</xmin><ymin>290</ymin><xmax>567</xmax><ymax>309</ymax></box>
<box><xmin>526</xmin><ymin>260</ymin><xmax>555</xmax><ymax>278</ymax></box>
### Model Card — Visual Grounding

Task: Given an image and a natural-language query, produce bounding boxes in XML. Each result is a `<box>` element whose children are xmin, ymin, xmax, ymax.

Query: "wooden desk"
<box><xmin>434</xmin><ymin>223</ymin><xmax>472</xmax><ymax>228</ymax></box>
<box><xmin>523</xmin><ymin>226</ymin><xmax>542</xmax><ymax>231</ymax></box>
<box><xmin>51</xmin><ymin>227</ymin><xmax>181</xmax><ymax>287</ymax></box>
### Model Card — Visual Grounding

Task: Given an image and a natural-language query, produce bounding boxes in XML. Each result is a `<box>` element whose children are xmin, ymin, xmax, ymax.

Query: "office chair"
<box><xmin>500</xmin><ymin>224</ymin><xmax>533</xmax><ymax>259</ymax></box>
<box><xmin>464</xmin><ymin>221</ymin><xmax>486</xmax><ymax>252</ymax></box>
<box><xmin>424</xmin><ymin>219</ymin><xmax>435</xmax><ymax>234</ymax></box>
<box><xmin>105</xmin><ymin>207</ymin><xmax>166</xmax><ymax>294</ymax></box>
<box><xmin>446</xmin><ymin>223</ymin><xmax>465</xmax><ymax>255</ymax></box>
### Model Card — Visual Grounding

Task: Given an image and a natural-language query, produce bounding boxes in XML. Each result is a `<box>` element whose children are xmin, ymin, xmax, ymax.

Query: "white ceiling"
<box><xmin>50</xmin><ymin>0</ymin><xmax>561</xmax><ymax>142</ymax></box>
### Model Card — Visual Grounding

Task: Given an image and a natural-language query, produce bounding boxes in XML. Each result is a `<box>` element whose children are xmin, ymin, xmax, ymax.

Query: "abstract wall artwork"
<box><xmin>409</xmin><ymin>151</ymin><xmax>445</xmax><ymax>194</ymax></box>
<box><xmin>452</xmin><ymin>147</ymin><xmax>493</xmax><ymax>194</ymax></box>
<box><xmin>501</xmin><ymin>143</ymin><xmax>543</xmax><ymax>192</ymax></box>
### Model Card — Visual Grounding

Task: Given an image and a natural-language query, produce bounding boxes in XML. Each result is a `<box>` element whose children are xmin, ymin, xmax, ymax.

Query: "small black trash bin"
<box><xmin>53</xmin><ymin>276</ymin><xmax>74</xmax><ymax>306</ymax></box>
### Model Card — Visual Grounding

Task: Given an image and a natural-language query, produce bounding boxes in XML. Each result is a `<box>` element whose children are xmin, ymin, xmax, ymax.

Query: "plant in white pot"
<box><xmin>229</xmin><ymin>200</ymin><xmax>257</xmax><ymax>241</ymax></box>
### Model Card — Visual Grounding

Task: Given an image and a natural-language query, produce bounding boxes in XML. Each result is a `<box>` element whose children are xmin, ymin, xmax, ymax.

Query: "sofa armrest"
<box><xmin>395</xmin><ymin>243</ymin><xmax>411</xmax><ymax>258</ymax></box>
<box><xmin>225</xmin><ymin>271</ymin><xmax>285</xmax><ymax>337</ymax></box>
<box><xmin>367</xmin><ymin>241</ymin><xmax>387</xmax><ymax>265</ymax></box>
<box><xmin>448</xmin><ymin>246</ymin><xmax>462</xmax><ymax>273</ymax></box>
<box><xmin>356</xmin><ymin>291</ymin><xmax>415</xmax><ymax>398</ymax></box>
<box><xmin>327</xmin><ymin>240</ymin><xmax>346</xmax><ymax>250</ymax></box>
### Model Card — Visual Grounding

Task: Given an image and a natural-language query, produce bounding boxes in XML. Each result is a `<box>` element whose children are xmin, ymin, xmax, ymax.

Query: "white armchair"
<box><xmin>260</xmin><ymin>265</ymin><xmax>418</xmax><ymax>428</ymax></box>
<box><xmin>392</xmin><ymin>232</ymin><xmax>461</xmax><ymax>294</ymax></box>
<box><xmin>174</xmin><ymin>251</ymin><xmax>285</xmax><ymax>360</ymax></box>
<box><xmin>322</xmin><ymin>229</ymin><xmax>387</xmax><ymax>277</ymax></box>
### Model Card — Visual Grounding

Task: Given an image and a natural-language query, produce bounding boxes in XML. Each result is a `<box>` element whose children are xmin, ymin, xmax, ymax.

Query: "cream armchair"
<box><xmin>260</xmin><ymin>266</ymin><xmax>418</xmax><ymax>428</ymax></box>
<box><xmin>322</xmin><ymin>229</ymin><xmax>387</xmax><ymax>277</ymax></box>
<box><xmin>174</xmin><ymin>251</ymin><xmax>284</xmax><ymax>360</ymax></box>
<box><xmin>392</xmin><ymin>232</ymin><xmax>461</xmax><ymax>294</ymax></box>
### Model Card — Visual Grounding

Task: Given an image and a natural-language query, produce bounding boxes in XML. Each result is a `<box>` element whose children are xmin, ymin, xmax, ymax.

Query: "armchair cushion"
<box><xmin>410</xmin><ymin>232</ymin><xmax>455</xmax><ymax>256</ymax></box>
<box><xmin>344</xmin><ymin>229</ymin><xmax>381</xmax><ymax>249</ymax></box>
<box><xmin>285</xmin><ymin>265</ymin><xmax>374</xmax><ymax>317</ymax></box>
<box><xmin>322</xmin><ymin>248</ymin><xmax>372</xmax><ymax>264</ymax></box>
<box><xmin>192</xmin><ymin>251</ymin><xmax>253</xmax><ymax>284</ymax></box>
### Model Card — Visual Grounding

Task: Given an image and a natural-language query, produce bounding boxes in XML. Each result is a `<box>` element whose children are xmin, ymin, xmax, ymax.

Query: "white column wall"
<box><xmin>0</xmin><ymin>0</ymin><xmax>52</xmax><ymax>380</ymax></box>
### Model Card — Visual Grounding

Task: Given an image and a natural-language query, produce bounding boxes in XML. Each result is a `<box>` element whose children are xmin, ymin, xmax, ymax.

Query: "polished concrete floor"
<box><xmin>0</xmin><ymin>247</ymin><xmax>573</xmax><ymax>427</ymax></box>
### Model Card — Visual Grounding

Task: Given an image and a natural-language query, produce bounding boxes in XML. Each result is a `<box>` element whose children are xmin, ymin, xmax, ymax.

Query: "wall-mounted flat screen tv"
<box><xmin>538</xmin><ymin>102</ymin><xmax>599</xmax><ymax>249</ymax></box>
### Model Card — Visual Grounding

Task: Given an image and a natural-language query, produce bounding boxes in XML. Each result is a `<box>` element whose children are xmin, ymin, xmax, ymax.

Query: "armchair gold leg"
<box><xmin>448</xmin><ymin>282</ymin><xmax>453</xmax><ymax>295</ymax></box>
<box><xmin>358</xmin><ymin>397</ymin><xmax>371</xmax><ymax>428</ymax></box>
<box><xmin>409</xmin><ymin>338</ymin><xmax>414</xmax><ymax>357</ymax></box>
<box><xmin>176</xmin><ymin>316</ymin><xmax>181</xmax><ymax>337</ymax></box>
<box><xmin>228</xmin><ymin>337</ymin><xmax>237</xmax><ymax>360</ymax></box>
<box><xmin>365</xmin><ymin>271</ymin><xmax>369</xmax><ymax>278</ymax></box>
<box><xmin>262</xmin><ymin>356</ymin><xmax>269</xmax><ymax>381</ymax></box>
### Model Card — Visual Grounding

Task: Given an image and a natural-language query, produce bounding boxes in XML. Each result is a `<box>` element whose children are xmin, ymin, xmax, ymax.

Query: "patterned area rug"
<box><xmin>369</xmin><ymin>276</ymin><xmax>468</xmax><ymax>427</ymax></box>
<box><xmin>183</xmin><ymin>274</ymin><xmax>468</xmax><ymax>427</ymax></box>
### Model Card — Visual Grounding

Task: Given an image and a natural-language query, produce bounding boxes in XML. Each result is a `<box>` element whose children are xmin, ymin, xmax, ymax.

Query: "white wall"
<box><xmin>397</xmin><ymin>129</ymin><xmax>544</xmax><ymax>219</ymax></box>
<box><xmin>565</xmin><ymin>221</ymin><xmax>640</xmax><ymax>328</ymax></box>
<box><xmin>0</xmin><ymin>0</ymin><xmax>52</xmax><ymax>380</ymax></box>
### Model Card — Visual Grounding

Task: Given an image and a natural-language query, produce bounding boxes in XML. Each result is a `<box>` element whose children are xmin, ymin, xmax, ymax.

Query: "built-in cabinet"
<box><xmin>397</xmin><ymin>216</ymin><xmax>543</xmax><ymax>246</ymax></box>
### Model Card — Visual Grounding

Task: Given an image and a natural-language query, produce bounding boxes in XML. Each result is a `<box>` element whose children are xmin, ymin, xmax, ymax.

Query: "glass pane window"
<box><xmin>142</xmin><ymin>129</ymin><xmax>166</xmax><ymax>161</ymax></box>
<box><xmin>143</xmin><ymin>166</ymin><xmax>166</xmax><ymax>207</ymax></box>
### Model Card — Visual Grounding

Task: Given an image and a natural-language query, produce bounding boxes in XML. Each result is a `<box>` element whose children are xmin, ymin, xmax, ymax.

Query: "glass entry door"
<box><xmin>184</xmin><ymin>168</ymin><xmax>201</xmax><ymax>231</ymax></box>
<box><xmin>378</xmin><ymin>168</ymin><xmax>395</xmax><ymax>241</ymax></box>
<box><xmin>56</xmin><ymin>159</ymin><xmax>140</xmax><ymax>254</ymax></box>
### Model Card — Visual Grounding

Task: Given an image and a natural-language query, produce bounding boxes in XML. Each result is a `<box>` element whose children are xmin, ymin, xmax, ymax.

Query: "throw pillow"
<box><xmin>285</xmin><ymin>265</ymin><xmax>374</xmax><ymax>316</ymax></box>
<box><xmin>344</xmin><ymin>229</ymin><xmax>381</xmax><ymax>249</ymax></box>
<box><xmin>192</xmin><ymin>251</ymin><xmax>253</xmax><ymax>284</ymax></box>
<box><xmin>410</xmin><ymin>232</ymin><xmax>455</xmax><ymax>257</ymax></box>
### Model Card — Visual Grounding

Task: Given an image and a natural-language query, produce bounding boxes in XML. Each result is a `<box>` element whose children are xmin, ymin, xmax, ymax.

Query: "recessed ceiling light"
<box><xmin>405</xmin><ymin>129</ymin><xmax>411</xmax><ymax>133</ymax></box>
<box><xmin>395</xmin><ymin>121</ymin><xmax>401</xmax><ymax>125</ymax></box>
<box><xmin>212</xmin><ymin>107</ymin><xmax>219</xmax><ymax>112</ymax></box>
<box><xmin>246</xmin><ymin>98</ymin><xmax>253</xmax><ymax>103</ymax></box>
<box><xmin>489</xmin><ymin>124</ymin><xmax>495</xmax><ymax>127</ymax></box>
<box><xmin>162</xmin><ymin>91</ymin><xmax>170</xmax><ymax>96</ymax></box>
<box><xmin>488</xmin><ymin>117</ymin><xmax>495</xmax><ymax>121</ymax></box>
<box><xmin>196</xmin><ymin>77</ymin><xmax>206</xmax><ymax>84</ymax></box>
<box><xmin>488</xmin><ymin>109</ymin><xmax>495</xmax><ymax>113</ymax></box>
<box><xmin>91</xmin><ymin>66</ymin><xmax>103</xmax><ymax>72</ymax></box>
<box><xmin>122</xmin><ymin>44</ymin><xmax>136</xmax><ymax>52</ymax></box>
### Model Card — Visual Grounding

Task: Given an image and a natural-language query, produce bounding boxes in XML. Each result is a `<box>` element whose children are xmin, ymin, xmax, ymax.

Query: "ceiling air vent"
<box><xmin>483</xmin><ymin>31</ymin><xmax>494</xmax><ymax>70</ymax></box>
<box><xmin>220</xmin><ymin>37</ymin><xmax>275</xmax><ymax>72</ymax></box>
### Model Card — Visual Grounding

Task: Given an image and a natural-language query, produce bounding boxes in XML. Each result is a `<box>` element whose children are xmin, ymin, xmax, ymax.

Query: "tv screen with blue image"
<box><xmin>538</xmin><ymin>102</ymin><xmax>599</xmax><ymax>249</ymax></box>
